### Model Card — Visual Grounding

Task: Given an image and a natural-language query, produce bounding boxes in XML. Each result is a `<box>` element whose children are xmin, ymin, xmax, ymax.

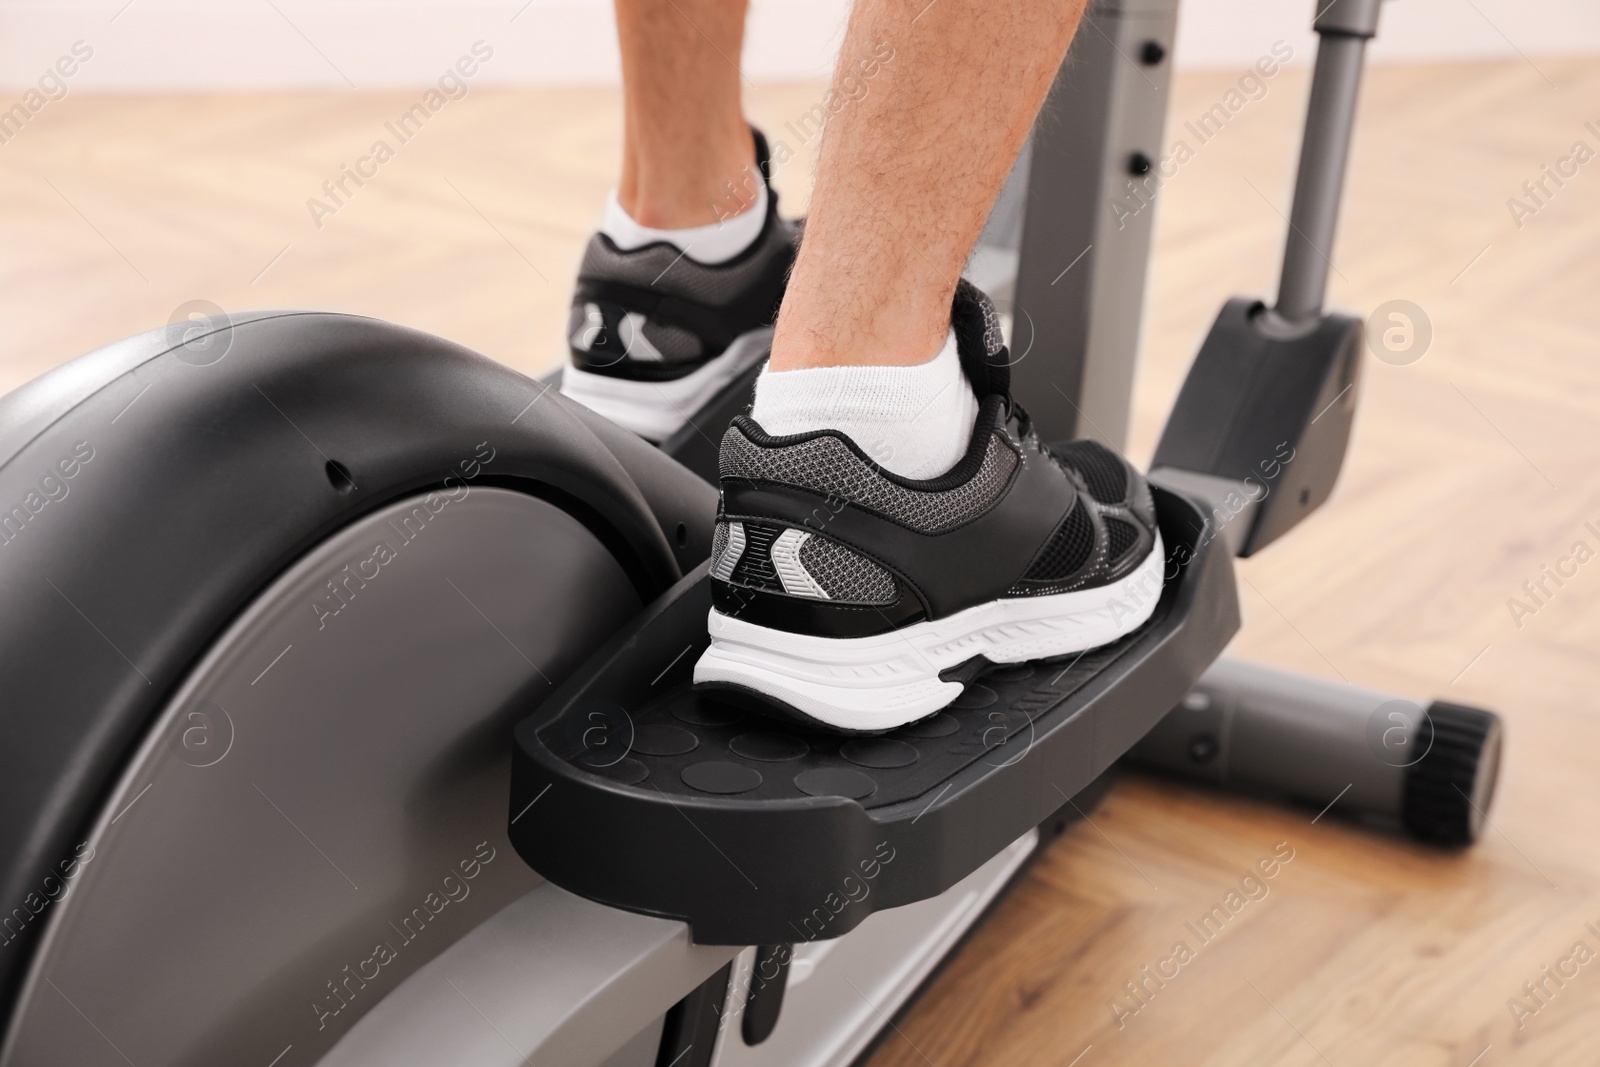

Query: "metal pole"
<box><xmin>1272</xmin><ymin>0</ymin><xmax>1383</xmax><ymax>325</ymax></box>
<box><xmin>1007</xmin><ymin>0</ymin><xmax>1180</xmax><ymax>447</ymax></box>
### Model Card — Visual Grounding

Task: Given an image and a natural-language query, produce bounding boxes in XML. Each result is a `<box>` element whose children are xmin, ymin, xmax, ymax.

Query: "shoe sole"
<box><xmin>694</xmin><ymin>532</ymin><xmax>1166</xmax><ymax>732</ymax></box>
<box><xmin>560</xmin><ymin>328</ymin><xmax>772</xmax><ymax>442</ymax></box>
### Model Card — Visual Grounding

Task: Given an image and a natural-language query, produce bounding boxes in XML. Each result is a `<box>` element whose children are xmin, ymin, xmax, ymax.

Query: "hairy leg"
<box><xmin>614</xmin><ymin>0</ymin><xmax>757</xmax><ymax>228</ymax></box>
<box><xmin>770</xmin><ymin>0</ymin><xmax>1087</xmax><ymax>370</ymax></box>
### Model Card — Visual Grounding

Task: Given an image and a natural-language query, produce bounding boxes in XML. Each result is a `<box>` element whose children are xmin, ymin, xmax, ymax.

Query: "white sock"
<box><xmin>749</xmin><ymin>330</ymin><xmax>979</xmax><ymax>480</ymax></box>
<box><xmin>600</xmin><ymin>181</ymin><xmax>768</xmax><ymax>265</ymax></box>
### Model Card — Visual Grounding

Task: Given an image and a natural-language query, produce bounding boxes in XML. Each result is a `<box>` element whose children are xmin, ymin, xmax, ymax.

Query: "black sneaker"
<box><xmin>692</xmin><ymin>281</ymin><xmax>1166</xmax><ymax>732</ymax></box>
<box><xmin>559</xmin><ymin>128</ymin><xmax>798</xmax><ymax>441</ymax></box>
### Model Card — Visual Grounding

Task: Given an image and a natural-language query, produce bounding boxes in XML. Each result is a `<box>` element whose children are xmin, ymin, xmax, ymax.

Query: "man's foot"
<box><xmin>559</xmin><ymin>130</ymin><xmax>798</xmax><ymax>442</ymax></box>
<box><xmin>693</xmin><ymin>282</ymin><xmax>1165</xmax><ymax>733</ymax></box>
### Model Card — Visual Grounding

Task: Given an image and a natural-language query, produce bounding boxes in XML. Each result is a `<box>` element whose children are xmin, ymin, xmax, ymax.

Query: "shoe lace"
<box><xmin>1007</xmin><ymin>396</ymin><xmax>1094</xmax><ymax>492</ymax></box>
<box><xmin>1006</xmin><ymin>397</ymin><xmax>1045</xmax><ymax>455</ymax></box>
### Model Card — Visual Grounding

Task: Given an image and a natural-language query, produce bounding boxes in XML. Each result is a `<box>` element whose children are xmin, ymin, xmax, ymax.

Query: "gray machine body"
<box><xmin>4</xmin><ymin>0</ymin><xmax>1478</xmax><ymax>1062</ymax></box>
<box><xmin>974</xmin><ymin>0</ymin><xmax>1180</xmax><ymax>451</ymax></box>
<box><xmin>0</xmin><ymin>485</ymin><xmax>1043</xmax><ymax>1067</ymax></box>
<box><xmin>0</xmin><ymin>491</ymin><xmax>643</xmax><ymax>1066</ymax></box>
<box><xmin>321</xmin><ymin>834</ymin><xmax>1037</xmax><ymax>1067</ymax></box>
<box><xmin>982</xmin><ymin>0</ymin><xmax>1453</xmax><ymax>831</ymax></box>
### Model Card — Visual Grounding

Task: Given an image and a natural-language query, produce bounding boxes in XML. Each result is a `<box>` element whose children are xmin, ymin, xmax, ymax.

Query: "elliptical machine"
<box><xmin>0</xmin><ymin>1</ymin><xmax>1499</xmax><ymax>1065</ymax></box>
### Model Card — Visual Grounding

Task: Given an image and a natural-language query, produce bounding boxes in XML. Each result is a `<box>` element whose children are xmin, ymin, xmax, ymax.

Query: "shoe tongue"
<box><xmin>951</xmin><ymin>279</ymin><xmax>1011</xmax><ymax>399</ymax></box>
<box><xmin>751</xmin><ymin>126</ymin><xmax>782</xmax><ymax>224</ymax></box>
<box><xmin>753</xmin><ymin>127</ymin><xmax>775</xmax><ymax>186</ymax></box>
<box><xmin>748</xmin><ymin>127</ymin><xmax>774</xmax><ymax>199</ymax></box>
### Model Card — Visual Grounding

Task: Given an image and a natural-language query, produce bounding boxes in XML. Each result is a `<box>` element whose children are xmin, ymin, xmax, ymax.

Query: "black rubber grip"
<box><xmin>1402</xmin><ymin>701</ymin><xmax>1502</xmax><ymax>847</ymax></box>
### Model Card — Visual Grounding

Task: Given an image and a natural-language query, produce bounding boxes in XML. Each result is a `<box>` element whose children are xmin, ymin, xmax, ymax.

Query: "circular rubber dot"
<box><xmin>794</xmin><ymin>767</ymin><xmax>877</xmax><ymax>799</ymax></box>
<box><xmin>989</xmin><ymin>709</ymin><xmax>1035</xmax><ymax>734</ymax></box>
<box><xmin>899</xmin><ymin>713</ymin><xmax>960</xmax><ymax>739</ymax></box>
<box><xmin>949</xmin><ymin>685</ymin><xmax>998</xmax><ymax>711</ymax></box>
<box><xmin>671</xmin><ymin>696</ymin><xmax>744</xmax><ymax>728</ymax></box>
<box><xmin>840</xmin><ymin>738</ymin><xmax>919</xmax><ymax>769</ymax></box>
<box><xmin>681</xmin><ymin>761</ymin><xmax>763</xmax><ymax>794</ymax></box>
<box><xmin>729</xmin><ymin>732</ymin><xmax>810</xmax><ymax>762</ymax></box>
<box><xmin>632</xmin><ymin>723</ymin><xmax>699</xmax><ymax>757</ymax></box>
<box><xmin>986</xmin><ymin>664</ymin><xmax>1036</xmax><ymax>682</ymax></box>
<box><xmin>576</xmin><ymin>753</ymin><xmax>648</xmax><ymax>785</ymax></box>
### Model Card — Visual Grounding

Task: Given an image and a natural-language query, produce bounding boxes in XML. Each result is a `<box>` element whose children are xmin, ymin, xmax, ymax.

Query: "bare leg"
<box><xmin>614</xmin><ymin>0</ymin><xmax>757</xmax><ymax>228</ymax></box>
<box><xmin>770</xmin><ymin>0</ymin><xmax>1087</xmax><ymax>370</ymax></box>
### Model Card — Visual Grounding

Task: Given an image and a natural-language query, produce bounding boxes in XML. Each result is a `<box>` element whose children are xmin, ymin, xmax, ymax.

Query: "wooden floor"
<box><xmin>4</xmin><ymin>55</ymin><xmax>1600</xmax><ymax>1067</ymax></box>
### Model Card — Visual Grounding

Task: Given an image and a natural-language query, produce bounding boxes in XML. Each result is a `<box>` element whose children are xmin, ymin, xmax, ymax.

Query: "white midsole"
<box><xmin>694</xmin><ymin>531</ymin><xmax>1166</xmax><ymax>731</ymax></box>
<box><xmin>560</xmin><ymin>328</ymin><xmax>772</xmax><ymax>442</ymax></box>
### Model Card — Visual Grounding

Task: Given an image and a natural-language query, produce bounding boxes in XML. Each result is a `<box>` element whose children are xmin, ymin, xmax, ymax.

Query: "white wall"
<box><xmin>0</xmin><ymin>0</ymin><xmax>1596</xmax><ymax>92</ymax></box>
<box><xmin>1175</xmin><ymin>0</ymin><xmax>1600</xmax><ymax>68</ymax></box>
<box><xmin>0</xmin><ymin>0</ymin><xmax>846</xmax><ymax>91</ymax></box>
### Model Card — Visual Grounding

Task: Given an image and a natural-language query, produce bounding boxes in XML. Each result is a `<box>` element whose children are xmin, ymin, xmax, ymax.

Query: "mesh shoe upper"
<box><xmin>1007</xmin><ymin>438</ymin><xmax>1158</xmax><ymax>595</ymax></box>
<box><xmin>718</xmin><ymin>424</ymin><xmax>1019</xmax><ymax>535</ymax></box>
<box><xmin>567</xmin><ymin>129</ymin><xmax>798</xmax><ymax>383</ymax></box>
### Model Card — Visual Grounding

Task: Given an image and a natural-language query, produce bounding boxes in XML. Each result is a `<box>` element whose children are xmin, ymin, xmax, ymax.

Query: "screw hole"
<box><xmin>1140</xmin><ymin>40</ymin><xmax>1167</xmax><ymax>66</ymax></box>
<box><xmin>1299</xmin><ymin>487</ymin><xmax>1311</xmax><ymax>505</ymax></box>
<box><xmin>1127</xmin><ymin>151</ymin><xmax>1153</xmax><ymax>176</ymax></box>
<box><xmin>325</xmin><ymin>459</ymin><xmax>356</xmax><ymax>493</ymax></box>
<box><xmin>675</xmin><ymin>522</ymin><xmax>689</xmax><ymax>547</ymax></box>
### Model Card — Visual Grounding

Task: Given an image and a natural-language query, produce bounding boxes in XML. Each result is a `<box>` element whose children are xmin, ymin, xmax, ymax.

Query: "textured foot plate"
<box><xmin>509</xmin><ymin>486</ymin><xmax>1239</xmax><ymax>945</ymax></box>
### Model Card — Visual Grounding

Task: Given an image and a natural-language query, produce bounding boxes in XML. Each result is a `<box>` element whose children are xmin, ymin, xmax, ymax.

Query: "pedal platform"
<box><xmin>1151</xmin><ymin>297</ymin><xmax>1363</xmax><ymax>556</ymax></box>
<box><xmin>509</xmin><ymin>486</ymin><xmax>1238</xmax><ymax>945</ymax></box>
